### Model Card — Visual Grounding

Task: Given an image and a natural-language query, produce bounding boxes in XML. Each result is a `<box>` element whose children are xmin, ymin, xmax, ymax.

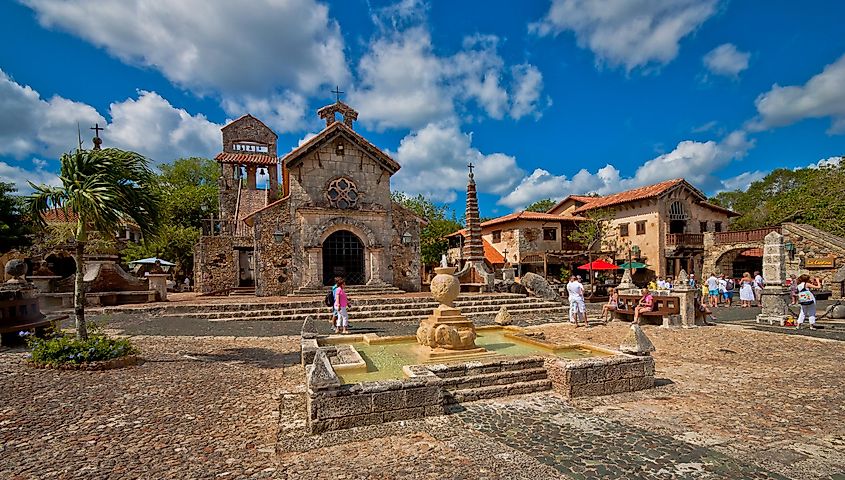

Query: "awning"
<box><xmin>618</xmin><ymin>261</ymin><xmax>649</xmax><ymax>269</ymax></box>
<box><xmin>577</xmin><ymin>259</ymin><xmax>620</xmax><ymax>271</ymax></box>
<box><xmin>128</xmin><ymin>257</ymin><xmax>176</xmax><ymax>267</ymax></box>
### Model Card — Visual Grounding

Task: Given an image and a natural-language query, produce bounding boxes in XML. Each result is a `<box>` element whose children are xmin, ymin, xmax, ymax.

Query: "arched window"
<box><xmin>668</xmin><ymin>201</ymin><xmax>689</xmax><ymax>220</ymax></box>
<box><xmin>326</xmin><ymin>178</ymin><xmax>359</xmax><ymax>209</ymax></box>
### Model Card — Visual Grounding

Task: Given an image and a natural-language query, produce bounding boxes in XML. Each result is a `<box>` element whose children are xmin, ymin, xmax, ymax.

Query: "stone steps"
<box><xmin>205</xmin><ymin>305</ymin><xmax>569</xmax><ymax>323</ymax></box>
<box><xmin>292</xmin><ymin>285</ymin><xmax>407</xmax><ymax>296</ymax></box>
<box><xmin>444</xmin><ymin>379</ymin><xmax>553</xmax><ymax>404</ymax></box>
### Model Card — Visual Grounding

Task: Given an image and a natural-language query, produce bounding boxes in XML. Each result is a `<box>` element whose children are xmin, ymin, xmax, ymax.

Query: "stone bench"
<box><xmin>614</xmin><ymin>294</ymin><xmax>680</xmax><ymax>327</ymax></box>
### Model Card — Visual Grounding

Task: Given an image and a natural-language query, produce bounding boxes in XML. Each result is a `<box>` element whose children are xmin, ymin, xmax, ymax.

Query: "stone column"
<box><xmin>247</xmin><ymin>166</ymin><xmax>257</xmax><ymax>190</ymax></box>
<box><xmin>367</xmin><ymin>247</ymin><xmax>387</xmax><ymax>285</ymax></box>
<box><xmin>146</xmin><ymin>273</ymin><xmax>168</xmax><ymax>301</ymax></box>
<box><xmin>305</xmin><ymin>247</ymin><xmax>322</xmax><ymax>287</ymax></box>
<box><xmin>670</xmin><ymin>270</ymin><xmax>698</xmax><ymax>327</ymax></box>
<box><xmin>757</xmin><ymin>231</ymin><xmax>790</xmax><ymax>325</ymax></box>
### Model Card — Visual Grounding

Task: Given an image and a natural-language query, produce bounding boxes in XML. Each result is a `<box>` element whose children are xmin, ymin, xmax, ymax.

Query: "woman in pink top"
<box><xmin>633</xmin><ymin>288</ymin><xmax>653</xmax><ymax>325</ymax></box>
<box><xmin>333</xmin><ymin>278</ymin><xmax>350</xmax><ymax>334</ymax></box>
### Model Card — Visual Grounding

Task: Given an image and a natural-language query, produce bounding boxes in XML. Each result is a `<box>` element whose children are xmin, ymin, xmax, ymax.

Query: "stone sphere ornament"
<box><xmin>429</xmin><ymin>266</ymin><xmax>460</xmax><ymax>307</ymax></box>
<box><xmin>5</xmin><ymin>259</ymin><xmax>27</xmax><ymax>282</ymax></box>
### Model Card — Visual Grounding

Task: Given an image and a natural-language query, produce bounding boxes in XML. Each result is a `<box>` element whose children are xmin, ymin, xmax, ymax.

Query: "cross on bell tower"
<box><xmin>90</xmin><ymin>123</ymin><xmax>104</xmax><ymax>150</ymax></box>
<box><xmin>317</xmin><ymin>86</ymin><xmax>359</xmax><ymax>129</ymax></box>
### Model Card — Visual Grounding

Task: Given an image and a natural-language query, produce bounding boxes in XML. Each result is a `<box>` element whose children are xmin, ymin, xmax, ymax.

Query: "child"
<box><xmin>333</xmin><ymin>278</ymin><xmax>350</xmax><ymax>334</ymax></box>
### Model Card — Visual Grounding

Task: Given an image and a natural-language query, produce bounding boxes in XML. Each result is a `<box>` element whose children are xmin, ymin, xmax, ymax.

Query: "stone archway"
<box><xmin>322</xmin><ymin>230</ymin><xmax>366</xmax><ymax>285</ymax></box>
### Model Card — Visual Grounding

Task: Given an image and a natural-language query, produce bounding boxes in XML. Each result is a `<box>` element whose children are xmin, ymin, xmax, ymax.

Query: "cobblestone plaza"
<box><xmin>2</xmin><ymin>312</ymin><xmax>843</xmax><ymax>479</ymax></box>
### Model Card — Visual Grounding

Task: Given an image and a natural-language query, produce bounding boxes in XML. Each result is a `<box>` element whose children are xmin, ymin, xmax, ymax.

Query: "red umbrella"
<box><xmin>577</xmin><ymin>259</ymin><xmax>620</xmax><ymax>271</ymax></box>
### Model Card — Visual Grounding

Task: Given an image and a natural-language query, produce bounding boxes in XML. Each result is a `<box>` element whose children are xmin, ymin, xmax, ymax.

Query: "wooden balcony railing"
<box><xmin>666</xmin><ymin>233</ymin><xmax>704</xmax><ymax>246</ymax></box>
<box><xmin>714</xmin><ymin>227</ymin><xmax>780</xmax><ymax>245</ymax></box>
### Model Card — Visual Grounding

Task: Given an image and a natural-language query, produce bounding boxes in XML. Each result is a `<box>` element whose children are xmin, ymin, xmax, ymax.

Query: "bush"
<box><xmin>21</xmin><ymin>330</ymin><xmax>138</xmax><ymax>367</ymax></box>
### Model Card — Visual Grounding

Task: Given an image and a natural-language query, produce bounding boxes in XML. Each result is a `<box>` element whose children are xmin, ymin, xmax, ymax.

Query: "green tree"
<box><xmin>525</xmin><ymin>198</ymin><xmax>556</xmax><ymax>213</ymax></box>
<box><xmin>0</xmin><ymin>182</ymin><xmax>32</xmax><ymax>252</ymax></box>
<box><xmin>27</xmin><ymin>148</ymin><xmax>162</xmax><ymax>340</ymax></box>
<box><xmin>710</xmin><ymin>158</ymin><xmax>845</xmax><ymax>236</ymax></box>
<box><xmin>392</xmin><ymin>192</ymin><xmax>463</xmax><ymax>266</ymax></box>
<box><xmin>568</xmin><ymin>208</ymin><xmax>615</xmax><ymax>252</ymax></box>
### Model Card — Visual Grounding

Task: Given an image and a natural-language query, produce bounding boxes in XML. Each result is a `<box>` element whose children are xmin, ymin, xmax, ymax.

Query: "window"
<box><xmin>233</xmin><ymin>142</ymin><xmax>269</xmax><ymax>153</ymax></box>
<box><xmin>635</xmin><ymin>221</ymin><xmax>646</xmax><ymax>235</ymax></box>
<box><xmin>543</xmin><ymin>227</ymin><xmax>557</xmax><ymax>241</ymax></box>
<box><xmin>326</xmin><ymin>177</ymin><xmax>359</xmax><ymax>209</ymax></box>
<box><xmin>714</xmin><ymin>221</ymin><xmax>722</xmax><ymax>232</ymax></box>
<box><xmin>491</xmin><ymin>230</ymin><xmax>502</xmax><ymax>243</ymax></box>
<box><xmin>700</xmin><ymin>221</ymin><xmax>708</xmax><ymax>233</ymax></box>
<box><xmin>619</xmin><ymin>223</ymin><xmax>629</xmax><ymax>237</ymax></box>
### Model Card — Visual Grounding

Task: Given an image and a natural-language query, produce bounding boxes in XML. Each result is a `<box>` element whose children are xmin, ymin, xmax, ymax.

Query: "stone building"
<box><xmin>194</xmin><ymin>101</ymin><xmax>423</xmax><ymax>295</ymax></box>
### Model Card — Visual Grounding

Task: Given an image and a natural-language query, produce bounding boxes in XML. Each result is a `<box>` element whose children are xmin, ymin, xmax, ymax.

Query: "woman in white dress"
<box><xmin>739</xmin><ymin>272</ymin><xmax>755</xmax><ymax>307</ymax></box>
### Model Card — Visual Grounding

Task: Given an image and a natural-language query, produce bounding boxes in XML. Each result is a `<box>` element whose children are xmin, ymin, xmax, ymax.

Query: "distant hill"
<box><xmin>710</xmin><ymin>157</ymin><xmax>845</xmax><ymax>236</ymax></box>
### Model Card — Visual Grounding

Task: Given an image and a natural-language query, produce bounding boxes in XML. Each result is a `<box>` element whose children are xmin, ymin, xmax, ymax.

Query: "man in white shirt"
<box><xmin>706</xmin><ymin>273</ymin><xmax>720</xmax><ymax>308</ymax></box>
<box><xmin>566</xmin><ymin>275</ymin><xmax>587</xmax><ymax>327</ymax></box>
<box><xmin>753</xmin><ymin>271</ymin><xmax>764</xmax><ymax>306</ymax></box>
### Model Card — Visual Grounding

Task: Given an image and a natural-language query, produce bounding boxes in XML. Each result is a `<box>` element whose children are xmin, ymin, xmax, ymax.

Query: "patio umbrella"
<box><xmin>577</xmin><ymin>259</ymin><xmax>619</xmax><ymax>270</ymax></box>
<box><xmin>618</xmin><ymin>261</ymin><xmax>649</xmax><ymax>270</ymax></box>
<box><xmin>128</xmin><ymin>257</ymin><xmax>176</xmax><ymax>267</ymax></box>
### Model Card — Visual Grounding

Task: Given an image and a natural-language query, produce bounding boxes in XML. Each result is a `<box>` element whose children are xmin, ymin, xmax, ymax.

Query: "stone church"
<box><xmin>194</xmin><ymin>101</ymin><xmax>424</xmax><ymax>296</ymax></box>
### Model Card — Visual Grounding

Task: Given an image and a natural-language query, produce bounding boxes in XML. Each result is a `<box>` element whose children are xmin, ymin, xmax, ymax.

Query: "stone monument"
<box><xmin>757</xmin><ymin>231</ymin><xmax>791</xmax><ymax>325</ymax></box>
<box><xmin>617</xmin><ymin>268</ymin><xmax>636</xmax><ymax>293</ymax></box>
<box><xmin>416</xmin><ymin>266</ymin><xmax>488</xmax><ymax>359</ymax></box>
<box><xmin>0</xmin><ymin>260</ymin><xmax>60</xmax><ymax>345</ymax></box>
<box><xmin>669</xmin><ymin>270</ymin><xmax>700</xmax><ymax>328</ymax></box>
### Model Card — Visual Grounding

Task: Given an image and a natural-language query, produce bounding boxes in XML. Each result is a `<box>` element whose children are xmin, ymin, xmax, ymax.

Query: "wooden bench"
<box><xmin>614</xmin><ymin>294</ymin><xmax>680</xmax><ymax>326</ymax></box>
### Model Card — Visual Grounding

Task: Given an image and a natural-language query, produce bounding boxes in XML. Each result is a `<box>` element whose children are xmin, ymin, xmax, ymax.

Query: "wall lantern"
<box><xmin>273</xmin><ymin>230</ymin><xmax>287</xmax><ymax>243</ymax></box>
<box><xmin>785</xmin><ymin>241</ymin><xmax>795</xmax><ymax>260</ymax></box>
<box><xmin>401</xmin><ymin>232</ymin><xmax>412</xmax><ymax>245</ymax></box>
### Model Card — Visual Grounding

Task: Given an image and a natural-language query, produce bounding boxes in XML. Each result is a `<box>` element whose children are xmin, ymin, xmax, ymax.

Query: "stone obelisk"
<box><xmin>757</xmin><ymin>231</ymin><xmax>790</xmax><ymax>325</ymax></box>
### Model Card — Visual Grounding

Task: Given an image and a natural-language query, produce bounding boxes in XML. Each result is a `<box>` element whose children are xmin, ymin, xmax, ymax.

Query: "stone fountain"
<box><xmin>416</xmin><ymin>266</ymin><xmax>489</xmax><ymax>360</ymax></box>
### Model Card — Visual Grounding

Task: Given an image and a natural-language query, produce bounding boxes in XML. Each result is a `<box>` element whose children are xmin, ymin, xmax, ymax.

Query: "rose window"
<box><xmin>327</xmin><ymin>178</ymin><xmax>359</xmax><ymax>209</ymax></box>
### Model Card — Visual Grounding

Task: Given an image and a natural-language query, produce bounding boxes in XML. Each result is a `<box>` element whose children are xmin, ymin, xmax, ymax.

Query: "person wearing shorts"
<box><xmin>566</xmin><ymin>276</ymin><xmax>587</xmax><ymax>327</ymax></box>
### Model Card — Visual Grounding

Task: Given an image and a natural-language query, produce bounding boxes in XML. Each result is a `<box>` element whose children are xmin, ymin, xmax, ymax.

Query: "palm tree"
<box><xmin>27</xmin><ymin>148</ymin><xmax>161</xmax><ymax>340</ymax></box>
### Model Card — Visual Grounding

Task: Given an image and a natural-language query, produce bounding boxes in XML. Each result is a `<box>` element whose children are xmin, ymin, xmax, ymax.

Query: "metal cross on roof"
<box><xmin>90</xmin><ymin>123</ymin><xmax>104</xmax><ymax>150</ymax></box>
<box><xmin>331</xmin><ymin>86</ymin><xmax>344</xmax><ymax>102</ymax></box>
<box><xmin>467</xmin><ymin>162</ymin><xmax>475</xmax><ymax>175</ymax></box>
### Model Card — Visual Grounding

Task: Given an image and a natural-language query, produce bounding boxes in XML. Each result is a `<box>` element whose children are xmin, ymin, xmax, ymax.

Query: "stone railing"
<box><xmin>665</xmin><ymin>233</ymin><xmax>704</xmax><ymax>246</ymax></box>
<box><xmin>714</xmin><ymin>227</ymin><xmax>781</xmax><ymax>245</ymax></box>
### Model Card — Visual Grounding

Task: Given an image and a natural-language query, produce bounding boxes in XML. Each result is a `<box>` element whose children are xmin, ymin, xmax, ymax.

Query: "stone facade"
<box><xmin>195</xmin><ymin>104</ymin><xmax>423</xmax><ymax>295</ymax></box>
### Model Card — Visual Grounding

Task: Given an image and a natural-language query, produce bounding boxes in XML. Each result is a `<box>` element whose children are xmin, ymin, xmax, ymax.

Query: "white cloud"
<box><xmin>390</xmin><ymin>121</ymin><xmax>524</xmax><ymax>202</ymax></box>
<box><xmin>750</xmin><ymin>54</ymin><xmax>845</xmax><ymax>133</ymax></box>
<box><xmin>0</xmin><ymin>71</ymin><xmax>223</xmax><ymax>191</ymax></box>
<box><xmin>220</xmin><ymin>91</ymin><xmax>308</xmax><ymax>133</ymax></box>
<box><xmin>106</xmin><ymin>91</ymin><xmax>220</xmax><ymax>162</ymax></box>
<box><xmin>0</xmin><ymin>160</ymin><xmax>60</xmax><ymax>194</ymax></box>
<box><xmin>498</xmin><ymin>130</ymin><xmax>754</xmax><ymax>209</ymax></box>
<box><xmin>0</xmin><ymin>69</ymin><xmax>105</xmax><ymax>159</ymax></box>
<box><xmin>22</xmin><ymin>0</ymin><xmax>348</xmax><ymax>96</ymax></box>
<box><xmin>718</xmin><ymin>170</ymin><xmax>766</xmax><ymax>192</ymax></box>
<box><xmin>352</xmin><ymin>21</ymin><xmax>546</xmax><ymax>130</ymax></box>
<box><xmin>703</xmin><ymin>43</ymin><xmax>750</xmax><ymax>78</ymax></box>
<box><xmin>530</xmin><ymin>0</ymin><xmax>718</xmax><ymax>72</ymax></box>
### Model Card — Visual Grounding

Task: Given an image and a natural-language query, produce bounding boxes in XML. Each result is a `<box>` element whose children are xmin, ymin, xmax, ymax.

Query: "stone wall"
<box><xmin>222</xmin><ymin>115</ymin><xmax>277</xmax><ymax>157</ymax></box>
<box><xmin>782</xmin><ymin>223</ymin><xmax>845</xmax><ymax>298</ymax></box>
<box><xmin>252</xmin><ymin>198</ymin><xmax>294</xmax><ymax>296</ymax></box>
<box><xmin>194</xmin><ymin>236</ymin><xmax>237</xmax><ymax>293</ymax></box>
<box><xmin>545</xmin><ymin>354</ymin><xmax>655</xmax><ymax>397</ymax></box>
<box><xmin>389</xmin><ymin>202</ymin><xmax>422</xmax><ymax>292</ymax></box>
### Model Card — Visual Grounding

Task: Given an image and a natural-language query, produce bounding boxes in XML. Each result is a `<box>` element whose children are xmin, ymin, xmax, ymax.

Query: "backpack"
<box><xmin>725</xmin><ymin>279</ymin><xmax>735</xmax><ymax>291</ymax></box>
<box><xmin>324</xmin><ymin>290</ymin><xmax>334</xmax><ymax>307</ymax></box>
<box><xmin>798</xmin><ymin>288</ymin><xmax>815</xmax><ymax>306</ymax></box>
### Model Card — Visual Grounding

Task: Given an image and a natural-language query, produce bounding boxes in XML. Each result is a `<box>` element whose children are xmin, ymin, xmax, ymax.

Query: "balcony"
<box><xmin>665</xmin><ymin>233</ymin><xmax>704</xmax><ymax>246</ymax></box>
<box><xmin>714</xmin><ymin>227</ymin><xmax>781</xmax><ymax>245</ymax></box>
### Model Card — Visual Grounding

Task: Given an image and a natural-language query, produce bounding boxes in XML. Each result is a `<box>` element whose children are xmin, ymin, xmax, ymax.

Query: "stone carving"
<box><xmin>617</xmin><ymin>268</ymin><xmax>635</xmax><ymax>292</ymax></box>
<box><xmin>5</xmin><ymin>259</ymin><xmax>27</xmax><ymax>283</ymax></box>
<box><xmin>440</xmin><ymin>254</ymin><xmax>448</xmax><ymax>268</ymax></box>
<box><xmin>307</xmin><ymin>349</ymin><xmax>340</xmax><ymax>390</ymax></box>
<box><xmin>619</xmin><ymin>324</ymin><xmax>656</xmax><ymax>356</ymax></box>
<box><xmin>494</xmin><ymin>306</ymin><xmax>512</xmax><ymax>326</ymax></box>
<box><xmin>429</xmin><ymin>267</ymin><xmax>460</xmax><ymax>307</ymax></box>
<box><xmin>824</xmin><ymin>303</ymin><xmax>845</xmax><ymax>319</ymax></box>
<box><xmin>301</xmin><ymin>315</ymin><xmax>318</xmax><ymax>339</ymax></box>
<box><xmin>520</xmin><ymin>272</ymin><xmax>560</xmax><ymax>301</ymax></box>
<box><xmin>416</xmin><ymin>266</ymin><xmax>485</xmax><ymax>358</ymax></box>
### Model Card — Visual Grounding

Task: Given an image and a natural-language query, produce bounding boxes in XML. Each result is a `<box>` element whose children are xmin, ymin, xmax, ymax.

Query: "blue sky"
<box><xmin>1</xmin><ymin>0</ymin><xmax>844</xmax><ymax>218</ymax></box>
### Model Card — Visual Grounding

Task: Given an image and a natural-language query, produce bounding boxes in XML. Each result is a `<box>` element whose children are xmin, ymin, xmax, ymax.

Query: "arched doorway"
<box><xmin>45</xmin><ymin>253</ymin><xmax>76</xmax><ymax>278</ymax></box>
<box><xmin>322</xmin><ymin>230</ymin><xmax>365</xmax><ymax>285</ymax></box>
<box><xmin>668</xmin><ymin>201</ymin><xmax>688</xmax><ymax>234</ymax></box>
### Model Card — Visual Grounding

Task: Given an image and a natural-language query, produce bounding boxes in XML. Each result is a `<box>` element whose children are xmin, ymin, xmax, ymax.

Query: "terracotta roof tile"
<box><xmin>480</xmin><ymin>210</ymin><xmax>584</xmax><ymax>228</ymax></box>
<box><xmin>215</xmin><ymin>152</ymin><xmax>279</xmax><ymax>165</ymax></box>
<box><xmin>42</xmin><ymin>208</ymin><xmax>79</xmax><ymax>223</ymax></box>
<box><xmin>573</xmin><ymin>179</ymin><xmax>685</xmax><ymax>213</ymax></box>
<box><xmin>482</xmin><ymin>239</ymin><xmax>505</xmax><ymax>264</ymax></box>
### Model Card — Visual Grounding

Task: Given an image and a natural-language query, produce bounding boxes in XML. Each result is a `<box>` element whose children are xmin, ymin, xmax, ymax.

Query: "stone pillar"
<box><xmin>247</xmin><ymin>166</ymin><xmax>257</xmax><ymax>190</ymax></box>
<box><xmin>702</xmin><ymin>232</ymin><xmax>716</xmax><ymax>276</ymax></box>
<box><xmin>757</xmin><ymin>231</ymin><xmax>790</xmax><ymax>325</ymax></box>
<box><xmin>268</xmin><ymin>164</ymin><xmax>279</xmax><ymax>196</ymax></box>
<box><xmin>305</xmin><ymin>247</ymin><xmax>322</xmax><ymax>287</ymax></box>
<box><xmin>147</xmin><ymin>274</ymin><xmax>168</xmax><ymax>301</ymax></box>
<box><xmin>462</xmin><ymin>169</ymin><xmax>484</xmax><ymax>263</ymax></box>
<box><xmin>502</xmin><ymin>267</ymin><xmax>515</xmax><ymax>282</ymax></box>
<box><xmin>670</xmin><ymin>270</ymin><xmax>698</xmax><ymax>328</ymax></box>
<box><xmin>367</xmin><ymin>248</ymin><xmax>387</xmax><ymax>285</ymax></box>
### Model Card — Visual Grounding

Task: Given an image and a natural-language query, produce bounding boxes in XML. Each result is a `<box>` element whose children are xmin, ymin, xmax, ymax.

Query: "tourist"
<box><xmin>182</xmin><ymin>276</ymin><xmax>190</xmax><ymax>292</ymax></box>
<box><xmin>328</xmin><ymin>277</ymin><xmax>341</xmax><ymax>326</ymax></box>
<box><xmin>566</xmin><ymin>275</ymin><xmax>588</xmax><ymax>327</ymax></box>
<box><xmin>739</xmin><ymin>272</ymin><xmax>755</xmax><ymax>308</ymax></box>
<box><xmin>656</xmin><ymin>276</ymin><xmax>666</xmax><ymax>290</ymax></box>
<box><xmin>723</xmin><ymin>275</ymin><xmax>735</xmax><ymax>307</ymax></box>
<box><xmin>706</xmin><ymin>273</ymin><xmax>719</xmax><ymax>308</ymax></box>
<box><xmin>333</xmin><ymin>278</ymin><xmax>350</xmax><ymax>334</ymax></box>
<box><xmin>633</xmin><ymin>288</ymin><xmax>654</xmax><ymax>325</ymax></box>
<box><xmin>601</xmin><ymin>287</ymin><xmax>619</xmax><ymax>324</ymax></box>
<box><xmin>795</xmin><ymin>274</ymin><xmax>822</xmax><ymax>329</ymax></box>
<box><xmin>689</xmin><ymin>274</ymin><xmax>696</xmax><ymax>288</ymax></box>
<box><xmin>788</xmin><ymin>274</ymin><xmax>798</xmax><ymax>305</ymax></box>
<box><xmin>694</xmin><ymin>294</ymin><xmax>717</xmax><ymax>324</ymax></box>
<box><xmin>753</xmin><ymin>271</ymin><xmax>765</xmax><ymax>306</ymax></box>
<box><xmin>717</xmin><ymin>274</ymin><xmax>727</xmax><ymax>306</ymax></box>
